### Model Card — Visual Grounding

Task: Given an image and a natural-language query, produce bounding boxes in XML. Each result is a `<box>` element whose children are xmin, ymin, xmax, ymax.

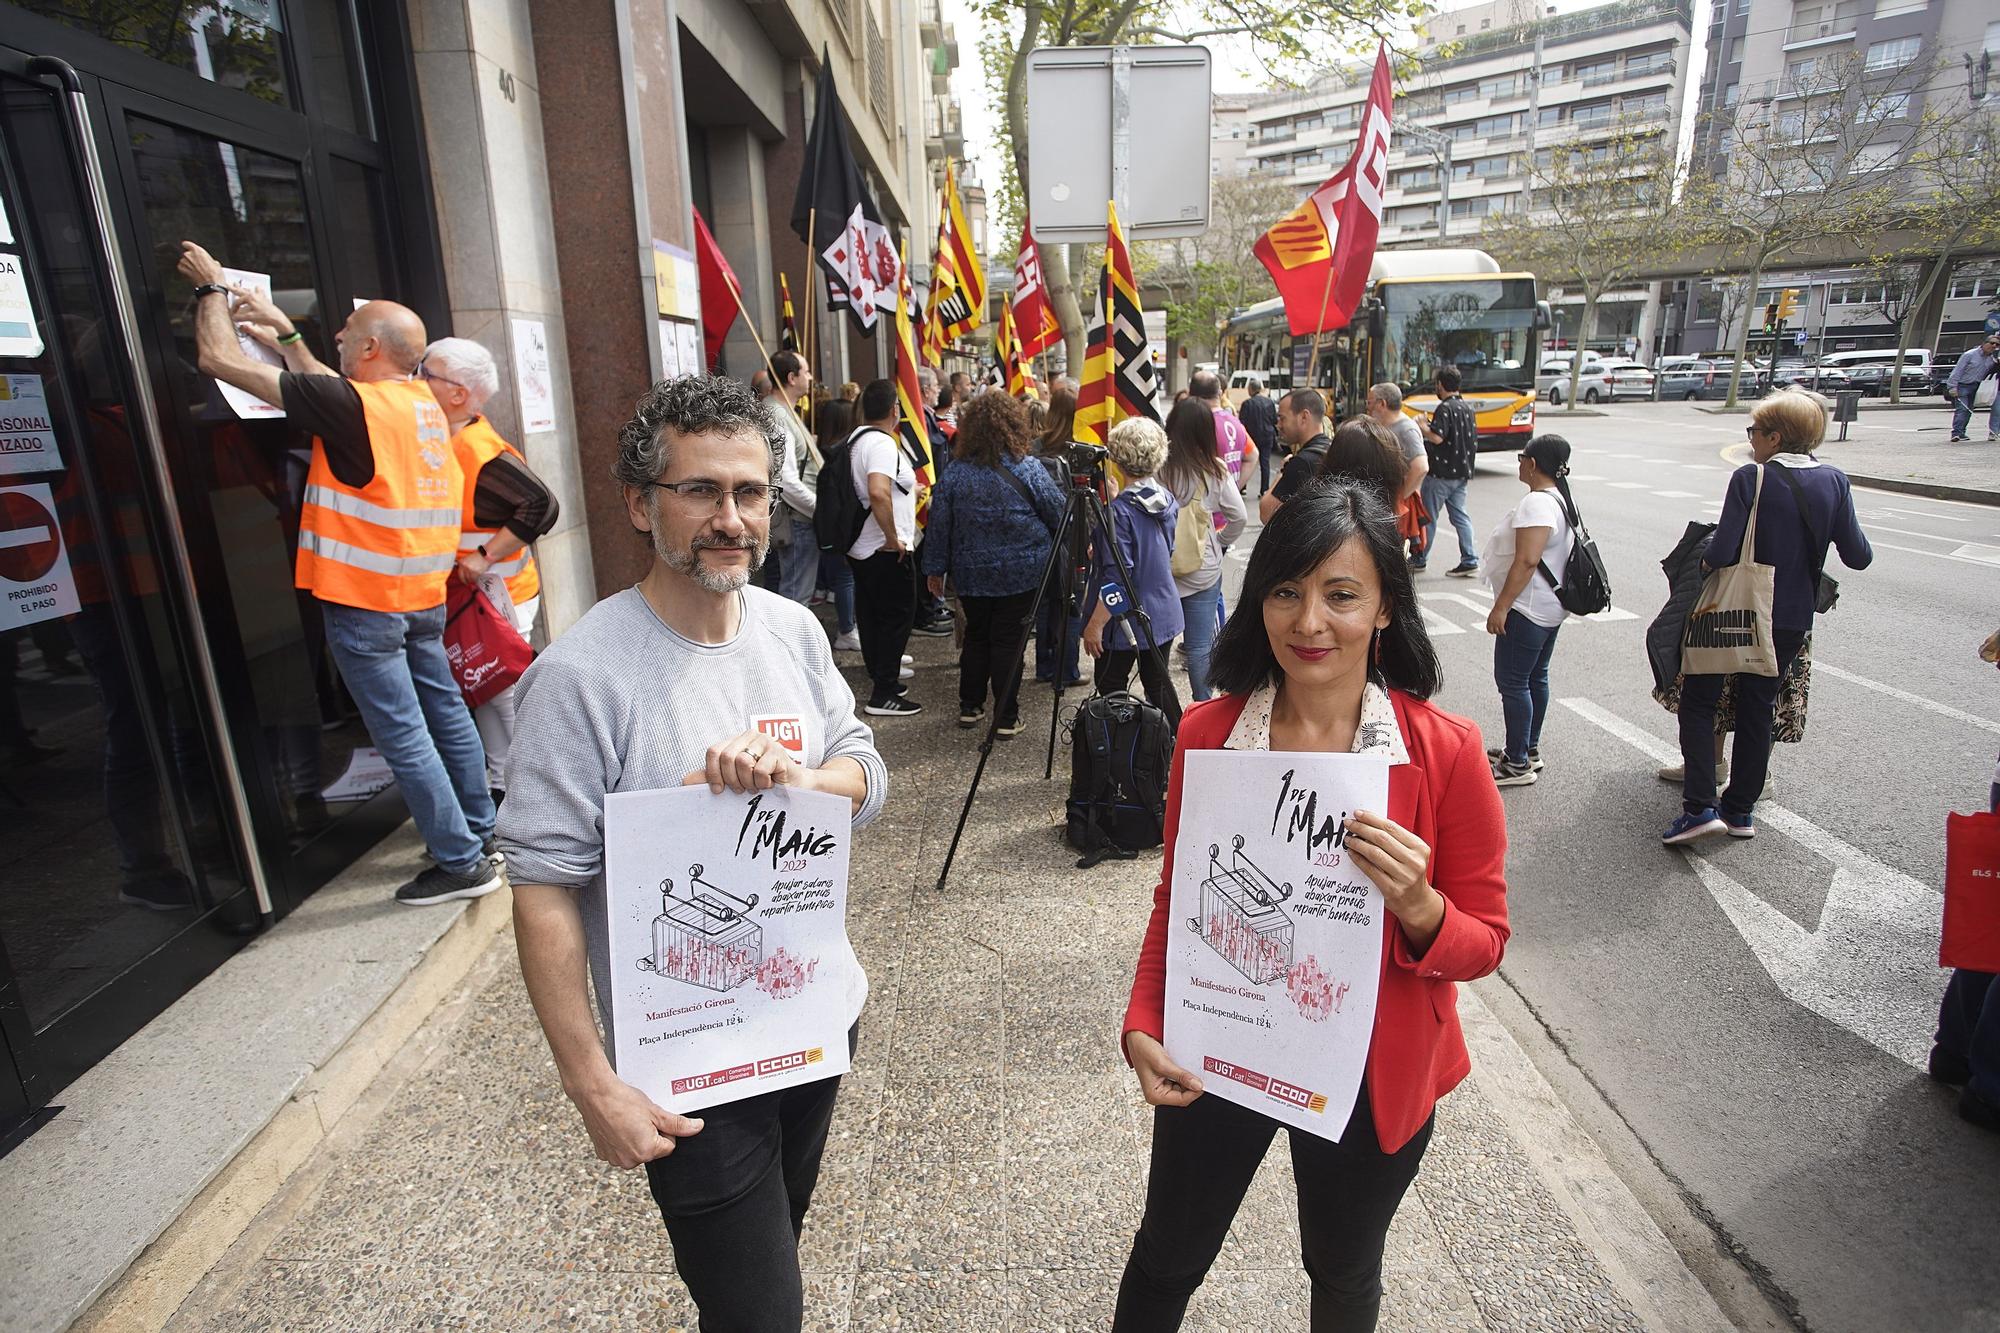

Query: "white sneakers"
<box><xmin>833</xmin><ymin>629</ymin><xmax>861</xmax><ymax>651</ymax></box>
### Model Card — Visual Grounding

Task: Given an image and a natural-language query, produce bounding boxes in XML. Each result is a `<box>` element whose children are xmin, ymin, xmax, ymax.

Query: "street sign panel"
<box><xmin>1026</xmin><ymin>45</ymin><xmax>1212</xmax><ymax>244</ymax></box>
<box><xmin>1795</xmin><ymin>330</ymin><xmax>1808</xmax><ymax>347</ymax></box>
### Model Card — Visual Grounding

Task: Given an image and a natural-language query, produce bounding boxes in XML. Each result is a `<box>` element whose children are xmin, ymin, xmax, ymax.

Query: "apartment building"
<box><xmin>1243</xmin><ymin>0</ymin><xmax>1697</xmax><ymax>353</ymax></box>
<box><xmin>1682</xmin><ymin>0</ymin><xmax>2000</xmax><ymax>361</ymax></box>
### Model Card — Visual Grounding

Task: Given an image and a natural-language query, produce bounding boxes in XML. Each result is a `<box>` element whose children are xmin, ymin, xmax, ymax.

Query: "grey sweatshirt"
<box><xmin>497</xmin><ymin>585</ymin><xmax>887</xmax><ymax>1047</ymax></box>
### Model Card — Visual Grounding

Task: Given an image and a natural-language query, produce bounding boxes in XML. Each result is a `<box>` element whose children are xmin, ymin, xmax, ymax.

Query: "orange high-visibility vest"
<box><xmin>295</xmin><ymin>378</ymin><xmax>462</xmax><ymax>612</ymax></box>
<box><xmin>452</xmin><ymin>415</ymin><xmax>541</xmax><ymax>603</ymax></box>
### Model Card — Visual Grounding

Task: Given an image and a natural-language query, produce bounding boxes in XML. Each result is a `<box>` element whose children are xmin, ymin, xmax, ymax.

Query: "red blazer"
<box><xmin>1123</xmin><ymin>689</ymin><xmax>1511</xmax><ymax>1153</ymax></box>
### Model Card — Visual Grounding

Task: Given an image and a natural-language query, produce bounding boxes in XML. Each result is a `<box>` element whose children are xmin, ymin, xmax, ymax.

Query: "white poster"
<box><xmin>511</xmin><ymin>317</ymin><xmax>557</xmax><ymax>433</ymax></box>
<box><xmin>658</xmin><ymin>318</ymin><xmax>683</xmax><ymax>379</ymax></box>
<box><xmin>675</xmin><ymin>321</ymin><xmax>701</xmax><ymax>377</ymax></box>
<box><xmin>0</xmin><ymin>483</ymin><xmax>81</xmax><ymax>629</ymax></box>
<box><xmin>1163</xmin><ymin>751</ymin><xmax>1390</xmax><ymax>1142</ymax></box>
<box><xmin>605</xmin><ymin>783</ymin><xmax>856</xmax><ymax>1113</ymax></box>
<box><xmin>214</xmin><ymin>266</ymin><xmax>285</xmax><ymax>420</ymax></box>
<box><xmin>0</xmin><ymin>375</ymin><xmax>60</xmax><ymax>475</ymax></box>
<box><xmin>0</xmin><ymin>252</ymin><xmax>44</xmax><ymax>359</ymax></box>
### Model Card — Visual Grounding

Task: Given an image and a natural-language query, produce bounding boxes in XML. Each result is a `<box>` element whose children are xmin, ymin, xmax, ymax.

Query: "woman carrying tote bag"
<box><xmin>1663</xmin><ymin>391</ymin><xmax>1871</xmax><ymax>845</ymax></box>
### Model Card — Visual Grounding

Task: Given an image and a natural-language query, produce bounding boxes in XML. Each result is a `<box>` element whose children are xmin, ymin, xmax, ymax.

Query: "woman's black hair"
<box><xmin>1207</xmin><ymin>478</ymin><xmax>1441</xmax><ymax>700</ymax></box>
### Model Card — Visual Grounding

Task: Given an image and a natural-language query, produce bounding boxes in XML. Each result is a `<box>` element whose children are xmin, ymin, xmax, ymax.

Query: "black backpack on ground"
<box><xmin>1538</xmin><ymin>480</ymin><xmax>1612</xmax><ymax>616</ymax></box>
<box><xmin>1065</xmin><ymin>692</ymin><xmax>1173</xmax><ymax>868</ymax></box>
<box><xmin>813</xmin><ymin>427</ymin><xmax>871</xmax><ymax>554</ymax></box>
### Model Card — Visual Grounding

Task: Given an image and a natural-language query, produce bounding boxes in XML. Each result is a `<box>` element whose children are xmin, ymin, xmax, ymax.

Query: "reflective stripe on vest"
<box><xmin>296</xmin><ymin>378</ymin><xmax>462</xmax><ymax>612</ymax></box>
<box><xmin>451</xmin><ymin>415</ymin><xmax>541</xmax><ymax>602</ymax></box>
<box><xmin>304</xmin><ymin>484</ymin><xmax>461</xmax><ymax>530</ymax></box>
<box><xmin>299</xmin><ymin>531</ymin><xmax>460</xmax><ymax>577</ymax></box>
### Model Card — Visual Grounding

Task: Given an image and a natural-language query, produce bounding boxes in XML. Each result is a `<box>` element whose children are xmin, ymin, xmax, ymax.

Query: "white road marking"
<box><xmin>1872</xmin><ymin>540</ymin><xmax>2000</xmax><ymax>568</ymax></box>
<box><xmin>1419</xmin><ymin>605</ymin><xmax>1466</xmax><ymax>636</ymax></box>
<box><xmin>1681</xmin><ymin>463</ymin><xmax>1723</xmax><ymax>471</ymax></box>
<box><xmin>1559</xmin><ymin>697</ymin><xmax>1944</xmax><ymax>1070</ymax></box>
<box><xmin>1607</xmin><ymin>481</ymin><xmax>1651</xmax><ymax>489</ymax></box>
<box><xmin>1860</xmin><ymin>522</ymin><xmax>1960</xmax><ymax>543</ymax></box>
<box><xmin>1567</xmin><ymin>472</ymin><xmax>1607</xmax><ymax>482</ymax></box>
<box><xmin>1652</xmin><ymin>490</ymin><xmax>1701</xmax><ymax>499</ymax></box>
<box><xmin>1852</xmin><ymin>483</ymin><xmax>2000</xmax><ymax>513</ymax></box>
<box><xmin>1814</xmin><ymin>661</ymin><xmax>2000</xmax><ymax>736</ymax></box>
<box><xmin>1872</xmin><ymin>506</ymin><xmax>1967</xmax><ymax>523</ymax></box>
<box><xmin>1948</xmin><ymin>542</ymin><xmax>2000</xmax><ymax>566</ymax></box>
<box><xmin>1425</xmin><ymin>587</ymin><xmax>1638</xmax><ymax>625</ymax></box>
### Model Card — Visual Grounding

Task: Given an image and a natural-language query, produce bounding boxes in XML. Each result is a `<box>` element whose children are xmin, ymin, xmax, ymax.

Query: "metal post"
<box><xmin>1522</xmin><ymin>22</ymin><xmax>1545</xmax><ymax>211</ymax></box>
<box><xmin>1110</xmin><ymin>47</ymin><xmax>1133</xmax><ymax>223</ymax></box>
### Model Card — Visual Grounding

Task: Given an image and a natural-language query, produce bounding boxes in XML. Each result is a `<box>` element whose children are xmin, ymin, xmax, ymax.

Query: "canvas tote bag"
<box><xmin>1681</xmin><ymin>465</ymin><xmax>1779</xmax><ymax>677</ymax></box>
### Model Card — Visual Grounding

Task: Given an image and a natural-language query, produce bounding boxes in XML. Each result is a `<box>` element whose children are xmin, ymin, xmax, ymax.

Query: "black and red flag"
<box><xmin>789</xmin><ymin>51</ymin><xmax>899</xmax><ymax>333</ymax></box>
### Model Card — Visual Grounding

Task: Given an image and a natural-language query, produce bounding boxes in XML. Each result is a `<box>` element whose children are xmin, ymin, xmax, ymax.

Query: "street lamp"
<box><xmin>1394</xmin><ymin>119</ymin><xmax>1453</xmax><ymax>238</ymax></box>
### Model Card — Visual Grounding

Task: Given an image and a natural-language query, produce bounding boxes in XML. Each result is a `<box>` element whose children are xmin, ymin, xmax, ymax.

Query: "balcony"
<box><xmin>1782</xmin><ymin>22</ymin><xmax>1855</xmax><ymax>51</ymax></box>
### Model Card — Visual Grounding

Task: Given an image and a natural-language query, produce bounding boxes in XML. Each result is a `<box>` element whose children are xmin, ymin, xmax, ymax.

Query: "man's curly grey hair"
<box><xmin>612</xmin><ymin>374</ymin><xmax>784</xmax><ymax>489</ymax></box>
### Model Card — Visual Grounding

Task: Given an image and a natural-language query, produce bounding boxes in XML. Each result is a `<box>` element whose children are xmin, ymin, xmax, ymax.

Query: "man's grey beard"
<box><xmin>656</xmin><ymin>529</ymin><xmax>767</xmax><ymax>594</ymax></box>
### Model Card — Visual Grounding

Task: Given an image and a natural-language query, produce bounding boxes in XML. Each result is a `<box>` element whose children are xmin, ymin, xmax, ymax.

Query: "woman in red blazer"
<box><xmin>1116</xmin><ymin>480</ymin><xmax>1510</xmax><ymax>1332</ymax></box>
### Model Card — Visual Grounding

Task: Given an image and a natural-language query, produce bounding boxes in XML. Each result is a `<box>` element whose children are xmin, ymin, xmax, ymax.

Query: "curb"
<box><xmin>1460</xmin><ymin>979</ymin><xmax>1741</xmax><ymax>1333</ymax></box>
<box><xmin>1844</xmin><ymin>473</ymin><xmax>2000</xmax><ymax>507</ymax></box>
<box><xmin>69</xmin><ymin>884</ymin><xmax>514</xmax><ymax>1333</ymax></box>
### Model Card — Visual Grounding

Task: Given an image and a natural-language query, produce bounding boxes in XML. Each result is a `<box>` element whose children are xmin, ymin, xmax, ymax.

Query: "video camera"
<box><xmin>1066</xmin><ymin>442</ymin><xmax>1110</xmax><ymax>488</ymax></box>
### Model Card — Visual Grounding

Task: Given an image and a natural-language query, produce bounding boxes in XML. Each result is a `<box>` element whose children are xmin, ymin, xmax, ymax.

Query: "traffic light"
<box><xmin>1763</xmin><ymin>300</ymin><xmax>1779</xmax><ymax>333</ymax></box>
<box><xmin>1776</xmin><ymin>288</ymin><xmax>1801</xmax><ymax>324</ymax></box>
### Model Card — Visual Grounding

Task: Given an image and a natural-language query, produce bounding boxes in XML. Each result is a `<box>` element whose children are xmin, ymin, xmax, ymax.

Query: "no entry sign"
<box><xmin>0</xmin><ymin>484</ymin><xmax>80</xmax><ymax>627</ymax></box>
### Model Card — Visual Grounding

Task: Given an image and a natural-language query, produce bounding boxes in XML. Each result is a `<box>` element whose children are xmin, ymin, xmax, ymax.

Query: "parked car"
<box><xmin>1844</xmin><ymin>363</ymin><xmax>1929</xmax><ymax>398</ymax></box>
<box><xmin>1768</xmin><ymin>361</ymin><xmax>1851</xmax><ymax>393</ymax></box>
<box><xmin>1657</xmin><ymin>359</ymin><xmax>1768</xmax><ymax>400</ymax></box>
<box><xmin>1598</xmin><ymin>359</ymin><xmax>1658</xmax><ymax>400</ymax></box>
<box><xmin>1539</xmin><ymin>354</ymin><xmax>1616</xmax><ymax>404</ymax></box>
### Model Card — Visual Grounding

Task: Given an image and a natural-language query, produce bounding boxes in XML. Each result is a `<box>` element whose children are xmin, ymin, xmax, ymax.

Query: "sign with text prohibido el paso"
<box><xmin>1164</xmin><ymin>750</ymin><xmax>1388</xmax><ymax>1142</ymax></box>
<box><xmin>0</xmin><ymin>484</ymin><xmax>81</xmax><ymax>628</ymax></box>
<box><xmin>603</xmin><ymin>783</ymin><xmax>858</xmax><ymax>1113</ymax></box>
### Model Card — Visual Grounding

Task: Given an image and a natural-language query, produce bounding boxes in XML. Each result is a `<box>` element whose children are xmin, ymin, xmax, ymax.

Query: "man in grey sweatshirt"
<box><xmin>500</xmin><ymin>375</ymin><xmax>886</xmax><ymax>1330</ymax></box>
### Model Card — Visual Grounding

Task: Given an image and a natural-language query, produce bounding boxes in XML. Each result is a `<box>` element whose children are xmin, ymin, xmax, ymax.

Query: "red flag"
<box><xmin>1253</xmin><ymin>44</ymin><xmax>1393</xmax><ymax>337</ymax></box>
<box><xmin>693</xmin><ymin>207</ymin><xmax>741</xmax><ymax>369</ymax></box>
<box><xmin>1012</xmin><ymin>214</ymin><xmax>1062</xmax><ymax>360</ymax></box>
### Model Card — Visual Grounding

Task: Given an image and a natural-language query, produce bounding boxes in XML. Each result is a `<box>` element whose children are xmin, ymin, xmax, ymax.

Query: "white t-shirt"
<box><xmin>847</xmin><ymin>427</ymin><xmax>916</xmax><ymax>559</ymax></box>
<box><xmin>1481</xmin><ymin>488</ymin><xmax>1572</xmax><ymax>628</ymax></box>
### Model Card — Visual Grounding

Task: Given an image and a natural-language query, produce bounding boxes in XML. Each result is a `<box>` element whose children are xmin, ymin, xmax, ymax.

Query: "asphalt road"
<box><xmin>1235</xmin><ymin>401</ymin><xmax>2000</xmax><ymax>1332</ymax></box>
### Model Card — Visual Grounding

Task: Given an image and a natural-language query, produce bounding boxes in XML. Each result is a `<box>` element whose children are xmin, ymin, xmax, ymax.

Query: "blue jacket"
<box><xmin>921</xmin><ymin>452</ymin><xmax>1064</xmax><ymax>597</ymax></box>
<box><xmin>1086</xmin><ymin>479</ymin><xmax>1186</xmax><ymax>650</ymax></box>
<box><xmin>1706</xmin><ymin>459</ymin><xmax>1872</xmax><ymax>632</ymax></box>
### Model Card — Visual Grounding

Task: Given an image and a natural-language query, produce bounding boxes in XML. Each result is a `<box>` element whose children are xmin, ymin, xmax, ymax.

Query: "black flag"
<box><xmin>789</xmin><ymin>52</ymin><xmax>898</xmax><ymax>332</ymax></box>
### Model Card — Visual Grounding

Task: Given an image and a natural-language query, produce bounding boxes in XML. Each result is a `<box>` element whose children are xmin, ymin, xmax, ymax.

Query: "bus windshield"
<box><xmin>1377</xmin><ymin>278</ymin><xmax>1538</xmax><ymax>397</ymax></box>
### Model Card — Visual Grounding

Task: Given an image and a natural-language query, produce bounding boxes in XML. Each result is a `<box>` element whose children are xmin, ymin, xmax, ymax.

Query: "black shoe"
<box><xmin>1930</xmin><ymin>1047</ymin><xmax>1973</xmax><ymax>1087</ymax></box>
<box><xmin>1446</xmin><ymin>562</ymin><xmax>1479</xmax><ymax>578</ymax></box>
<box><xmin>1487</xmin><ymin>746</ymin><xmax>1543</xmax><ymax>773</ymax></box>
<box><xmin>910</xmin><ymin>620</ymin><xmax>953</xmax><ymax>637</ymax></box>
<box><xmin>1959</xmin><ymin>1088</ymin><xmax>2000</xmax><ymax>1133</ymax></box>
<box><xmin>864</xmin><ymin>695</ymin><xmax>924</xmax><ymax>717</ymax></box>
<box><xmin>995</xmin><ymin>719</ymin><xmax>1026</xmax><ymax>737</ymax></box>
<box><xmin>958</xmin><ymin>705</ymin><xmax>987</xmax><ymax>727</ymax></box>
<box><xmin>119</xmin><ymin>872</ymin><xmax>197</xmax><ymax>912</ymax></box>
<box><xmin>396</xmin><ymin>856</ymin><xmax>503</xmax><ymax>906</ymax></box>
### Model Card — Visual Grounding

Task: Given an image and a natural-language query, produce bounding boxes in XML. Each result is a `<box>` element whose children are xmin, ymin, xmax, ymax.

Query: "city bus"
<box><xmin>1221</xmin><ymin>248</ymin><xmax>1549</xmax><ymax>449</ymax></box>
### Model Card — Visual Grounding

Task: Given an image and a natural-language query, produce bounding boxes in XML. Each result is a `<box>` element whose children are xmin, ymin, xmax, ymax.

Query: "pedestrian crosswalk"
<box><xmin>1416</xmin><ymin>584</ymin><xmax>1639</xmax><ymax>637</ymax></box>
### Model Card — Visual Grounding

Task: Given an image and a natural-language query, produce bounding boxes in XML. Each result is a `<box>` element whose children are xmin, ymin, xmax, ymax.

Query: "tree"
<box><xmin>974</xmin><ymin>0</ymin><xmax>1426</xmax><ymax>371</ymax></box>
<box><xmin>1685</xmin><ymin>49</ymin><xmax>1935</xmax><ymax>406</ymax></box>
<box><xmin>1879</xmin><ymin>101</ymin><xmax>2000</xmax><ymax>400</ymax></box>
<box><xmin>1480</xmin><ymin>122</ymin><xmax>1691</xmax><ymax>410</ymax></box>
<box><xmin>1133</xmin><ymin>173</ymin><xmax>1296</xmax><ymax>368</ymax></box>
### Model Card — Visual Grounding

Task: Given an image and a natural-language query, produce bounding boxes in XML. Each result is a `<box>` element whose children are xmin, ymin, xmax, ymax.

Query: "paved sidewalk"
<box><xmin>1801</xmin><ymin>406</ymin><xmax>2000</xmax><ymax>503</ymax></box>
<box><xmin>164</xmin><ymin>632</ymin><xmax>1728</xmax><ymax>1332</ymax></box>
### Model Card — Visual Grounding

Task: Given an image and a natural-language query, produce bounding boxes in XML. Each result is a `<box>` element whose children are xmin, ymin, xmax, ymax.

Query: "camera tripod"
<box><xmin>934</xmin><ymin>460</ymin><xmax>1172</xmax><ymax>892</ymax></box>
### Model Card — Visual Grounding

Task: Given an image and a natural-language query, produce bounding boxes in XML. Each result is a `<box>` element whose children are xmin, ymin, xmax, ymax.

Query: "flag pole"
<box><xmin>1306</xmin><ymin>258</ymin><xmax>1339</xmax><ymax>392</ymax></box>
<box><xmin>723</xmin><ymin>275</ymin><xmax>779</xmax><ymax>386</ymax></box>
<box><xmin>803</xmin><ymin>208</ymin><xmax>818</xmax><ymax>396</ymax></box>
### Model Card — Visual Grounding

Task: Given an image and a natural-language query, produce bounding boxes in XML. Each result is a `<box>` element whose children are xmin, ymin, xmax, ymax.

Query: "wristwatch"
<box><xmin>192</xmin><ymin>282</ymin><xmax>230</xmax><ymax>300</ymax></box>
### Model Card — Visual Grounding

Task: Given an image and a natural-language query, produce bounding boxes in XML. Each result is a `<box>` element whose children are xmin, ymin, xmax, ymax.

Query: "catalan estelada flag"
<box><xmin>893</xmin><ymin>239</ymin><xmax>934</xmax><ymax>528</ymax></box>
<box><xmin>1073</xmin><ymin>200</ymin><xmax>1159</xmax><ymax>445</ymax></box>
<box><xmin>996</xmin><ymin>299</ymin><xmax>1027</xmax><ymax>397</ymax></box>
<box><xmin>1253</xmin><ymin>43</ymin><xmax>1393</xmax><ymax>337</ymax></box>
<box><xmin>925</xmin><ymin>160</ymin><xmax>986</xmax><ymax>359</ymax></box>
<box><xmin>779</xmin><ymin>272</ymin><xmax>799</xmax><ymax>353</ymax></box>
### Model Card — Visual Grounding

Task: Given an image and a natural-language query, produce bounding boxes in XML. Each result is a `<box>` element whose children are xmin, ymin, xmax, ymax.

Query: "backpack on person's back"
<box><xmin>1537</xmin><ymin>482</ymin><xmax>1612</xmax><ymax>616</ymax></box>
<box><xmin>813</xmin><ymin>427</ymin><xmax>870</xmax><ymax>553</ymax></box>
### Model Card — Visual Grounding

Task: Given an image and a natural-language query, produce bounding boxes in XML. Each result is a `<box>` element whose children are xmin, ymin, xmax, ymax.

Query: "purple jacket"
<box><xmin>1086</xmin><ymin>478</ymin><xmax>1185</xmax><ymax>650</ymax></box>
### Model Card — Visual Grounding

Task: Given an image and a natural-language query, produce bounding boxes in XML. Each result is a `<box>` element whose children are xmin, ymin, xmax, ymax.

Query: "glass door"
<box><xmin>0</xmin><ymin>54</ymin><xmax>257</xmax><ymax>1108</ymax></box>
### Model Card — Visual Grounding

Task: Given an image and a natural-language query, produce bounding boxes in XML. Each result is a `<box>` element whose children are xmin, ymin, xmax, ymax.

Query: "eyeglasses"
<box><xmin>417</xmin><ymin>363</ymin><xmax>466</xmax><ymax>392</ymax></box>
<box><xmin>652</xmin><ymin>480</ymin><xmax>774</xmax><ymax>517</ymax></box>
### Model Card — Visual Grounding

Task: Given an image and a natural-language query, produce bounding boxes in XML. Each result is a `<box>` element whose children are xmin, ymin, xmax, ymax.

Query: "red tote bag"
<box><xmin>444</xmin><ymin>581</ymin><xmax>534</xmax><ymax>707</ymax></box>
<box><xmin>1942</xmin><ymin>810</ymin><xmax>2000</xmax><ymax>972</ymax></box>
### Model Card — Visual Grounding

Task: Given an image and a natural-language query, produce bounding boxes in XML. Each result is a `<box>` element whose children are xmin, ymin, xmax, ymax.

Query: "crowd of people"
<box><xmin>180</xmin><ymin>248</ymin><xmax>1980</xmax><ymax>1330</ymax></box>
